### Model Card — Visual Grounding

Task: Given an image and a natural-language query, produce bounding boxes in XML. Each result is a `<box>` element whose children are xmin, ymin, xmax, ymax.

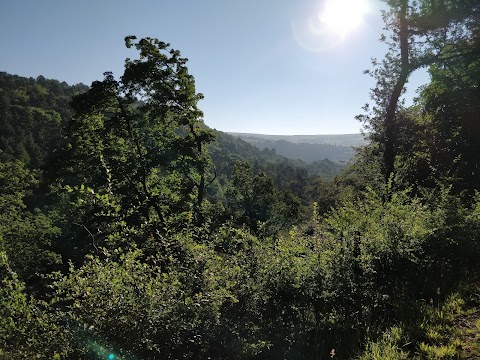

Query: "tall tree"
<box><xmin>359</xmin><ymin>0</ymin><xmax>480</xmax><ymax>189</ymax></box>
<box><xmin>63</xmin><ymin>36</ymin><xmax>215</xmax><ymax>231</ymax></box>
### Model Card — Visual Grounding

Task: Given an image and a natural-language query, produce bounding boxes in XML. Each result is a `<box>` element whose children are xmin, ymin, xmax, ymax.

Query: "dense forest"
<box><xmin>1</xmin><ymin>1</ymin><xmax>480</xmax><ymax>359</ymax></box>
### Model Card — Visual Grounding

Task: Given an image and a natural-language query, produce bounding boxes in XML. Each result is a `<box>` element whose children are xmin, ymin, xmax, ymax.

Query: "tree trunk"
<box><xmin>384</xmin><ymin>0</ymin><xmax>411</xmax><ymax>187</ymax></box>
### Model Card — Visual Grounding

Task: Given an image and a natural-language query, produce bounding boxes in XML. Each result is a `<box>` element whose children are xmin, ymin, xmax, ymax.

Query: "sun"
<box><xmin>319</xmin><ymin>0</ymin><xmax>370</xmax><ymax>39</ymax></box>
<box><xmin>291</xmin><ymin>0</ymin><xmax>371</xmax><ymax>51</ymax></box>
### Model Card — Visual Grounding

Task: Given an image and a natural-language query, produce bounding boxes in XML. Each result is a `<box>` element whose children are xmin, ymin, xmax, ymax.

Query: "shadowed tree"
<box><xmin>358</xmin><ymin>0</ymin><xmax>480</xmax><ymax>191</ymax></box>
<box><xmin>63</xmin><ymin>36</ymin><xmax>215</xmax><ymax>233</ymax></box>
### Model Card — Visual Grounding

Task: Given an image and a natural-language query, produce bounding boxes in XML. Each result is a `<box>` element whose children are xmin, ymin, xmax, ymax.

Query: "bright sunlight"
<box><xmin>291</xmin><ymin>0</ymin><xmax>371</xmax><ymax>52</ymax></box>
<box><xmin>319</xmin><ymin>0</ymin><xmax>370</xmax><ymax>38</ymax></box>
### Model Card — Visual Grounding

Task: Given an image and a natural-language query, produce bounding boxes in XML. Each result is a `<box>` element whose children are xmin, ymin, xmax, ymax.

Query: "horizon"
<box><xmin>0</xmin><ymin>0</ymin><xmax>429</xmax><ymax>136</ymax></box>
<box><xmin>227</xmin><ymin>131</ymin><xmax>365</xmax><ymax>136</ymax></box>
<box><xmin>2</xmin><ymin>69</ymin><xmax>367</xmax><ymax>137</ymax></box>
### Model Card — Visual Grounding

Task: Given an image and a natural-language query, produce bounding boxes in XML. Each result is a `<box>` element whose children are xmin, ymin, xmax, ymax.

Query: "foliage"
<box><xmin>62</xmin><ymin>36</ymin><xmax>215</xmax><ymax>233</ymax></box>
<box><xmin>358</xmin><ymin>0</ymin><xmax>480</xmax><ymax>189</ymax></box>
<box><xmin>209</xmin><ymin>130</ymin><xmax>343</xmax><ymax>206</ymax></box>
<box><xmin>0</xmin><ymin>251</ymin><xmax>69</xmax><ymax>359</ymax></box>
<box><xmin>225</xmin><ymin>160</ymin><xmax>301</xmax><ymax>236</ymax></box>
<box><xmin>359</xmin><ymin>283</ymin><xmax>480</xmax><ymax>360</ymax></box>
<box><xmin>0</xmin><ymin>159</ymin><xmax>61</xmax><ymax>288</ymax></box>
<box><xmin>0</xmin><ymin>71</ymin><xmax>88</xmax><ymax>169</ymax></box>
<box><xmin>358</xmin><ymin>327</ymin><xmax>409</xmax><ymax>360</ymax></box>
<box><xmin>53</xmin><ymin>246</ymin><xmax>236</xmax><ymax>359</ymax></box>
<box><xmin>398</xmin><ymin>55</ymin><xmax>480</xmax><ymax>195</ymax></box>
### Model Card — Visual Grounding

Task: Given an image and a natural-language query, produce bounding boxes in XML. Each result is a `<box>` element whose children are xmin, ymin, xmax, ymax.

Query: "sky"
<box><xmin>0</xmin><ymin>0</ymin><xmax>429</xmax><ymax>135</ymax></box>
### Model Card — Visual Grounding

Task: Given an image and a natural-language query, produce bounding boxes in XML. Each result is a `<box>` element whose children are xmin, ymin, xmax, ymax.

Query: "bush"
<box><xmin>0</xmin><ymin>251</ymin><xmax>69</xmax><ymax>359</ymax></box>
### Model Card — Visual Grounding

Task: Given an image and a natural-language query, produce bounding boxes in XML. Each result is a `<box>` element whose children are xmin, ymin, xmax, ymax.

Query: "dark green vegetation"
<box><xmin>1</xmin><ymin>1</ymin><xmax>480</xmax><ymax>358</ymax></box>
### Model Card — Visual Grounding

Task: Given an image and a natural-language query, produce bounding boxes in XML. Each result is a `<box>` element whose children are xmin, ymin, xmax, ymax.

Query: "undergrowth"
<box><xmin>358</xmin><ymin>282</ymin><xmax>480</xmax><ymax>359</ymax></box>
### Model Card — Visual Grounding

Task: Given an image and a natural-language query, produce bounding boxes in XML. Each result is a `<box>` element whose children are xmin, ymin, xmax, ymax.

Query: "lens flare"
<box><xmin>291</xmin><ymin>0</ymin><xmax>371</xmax><ymax>52</ymax></box>
<box><xmin>320</xmin><ymin>0</ymin><xmax>370</xmax><ymax>39</ymax></box>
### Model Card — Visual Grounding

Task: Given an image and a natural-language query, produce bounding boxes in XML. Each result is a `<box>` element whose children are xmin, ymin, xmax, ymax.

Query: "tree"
<box><xmin>392</xmin><ymin>52</ymin><xmax>480</xmax><ymax>195</ymax></box>
<box><xmin>0</xmin><ymin>72</ymin><xmax>88</xmax><ymax>170</ymax></box>
<box><xmin>0</xmin><ymin>251</ymin><xmax>69</xmax><ymax>358</ymax></box>
<box><xmin>359</xmin><ymin>0</ymin><xmax>480</xmax><ymax>190</ymax></box>
<box><xmin>226</xmin><ymin>161</ymin><xmax>300</xmax><ymax>235</ymax></box>
<box><xmin>63</xmin><ymin>36</ymin><xmax>215</xmax><ymax>233</ymax></box>
<box><xmin>0</xmin><ymin>159</ymin><xmax>61</xmax><ymax>288</ymax></box>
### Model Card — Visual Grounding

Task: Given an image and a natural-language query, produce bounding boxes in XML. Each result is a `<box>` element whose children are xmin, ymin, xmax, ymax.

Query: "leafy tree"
<box><xmin>62</xmin><ymin>36</ymin><xmax>215</xmax><ymax>236</ymax></box>
<box><xmin>0</xmin><ymin>72</ymin><xmax>88</xmax><ymax>169</ymax></box>
<box><xmin>305</xmin><ymin>175</ymin><xmax>338</xmax><ymax>215</ymax></box>
<box><xmin>226</xmin><ymin>161</ymin><xmax>300</xmax><ymax>235</ymax></box>
<box><xmin>0</xmin><ymin>159</ymin><xmax>61</xmax><ymax>288</ymax></box>
<box><xmin>0</xmin><ymin>251</ymin><xmax>69</xmax><ymax>358</ymax></box>
<box><xmin>414</xmin><ymin>56</ymin><xmax>480</xmax><ymax>194</ymax></box>
<box><xmin>359</xmin><ymin>0</ymin><xmax>480</xmax><ymax>189</ymax></box>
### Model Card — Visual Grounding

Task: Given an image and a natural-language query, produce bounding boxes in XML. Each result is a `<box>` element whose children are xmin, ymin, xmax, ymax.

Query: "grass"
<box><xmin>358</xmin><ymin>282</ymin><xmax>480</xmax><ymax>359</ymax></box>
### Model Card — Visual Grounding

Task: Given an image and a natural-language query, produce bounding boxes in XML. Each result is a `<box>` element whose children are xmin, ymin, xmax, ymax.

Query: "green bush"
<box><xmin>0</xmin><ymin>251</ymin><xmax>69</xmax><ymax>359</ymax></box>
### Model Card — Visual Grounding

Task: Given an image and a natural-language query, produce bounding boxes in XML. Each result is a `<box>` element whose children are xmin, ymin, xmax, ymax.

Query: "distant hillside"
<box><xmin>209</xmin><ymin>130</ymin><xmax>344</xmax><ymax>180</ymax></box>
<box><xmin>227</xmin><ymin>133</ymin><xmax>367</xmax><ymax>163</ymax></box>
<box><xmin>0</xmin><ymin>72</ymin><xmax>89</xmax><ymax>168</ymax></box>
<box><xmin>228</xmin><ymin>133</ymin><xmax>367</xmax><ymax>146</ymax></box>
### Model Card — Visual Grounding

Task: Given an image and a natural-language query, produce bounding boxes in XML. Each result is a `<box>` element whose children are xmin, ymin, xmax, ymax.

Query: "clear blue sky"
<box><xmin>0</xmin><ymin>0</ymin><xmax>428</xmax><ymax>135</ymax></box>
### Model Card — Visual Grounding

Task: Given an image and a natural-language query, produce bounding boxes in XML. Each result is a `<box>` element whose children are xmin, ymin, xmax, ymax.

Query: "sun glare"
<box><xmin>319</xmin><ymin>0</ymin><xmax>370</xmax><ymax>39</ymax></box>
<box><xmin>292</xmin><ymin>0</ymin><xmax>372</xmax><ymax>51</ymax></box>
